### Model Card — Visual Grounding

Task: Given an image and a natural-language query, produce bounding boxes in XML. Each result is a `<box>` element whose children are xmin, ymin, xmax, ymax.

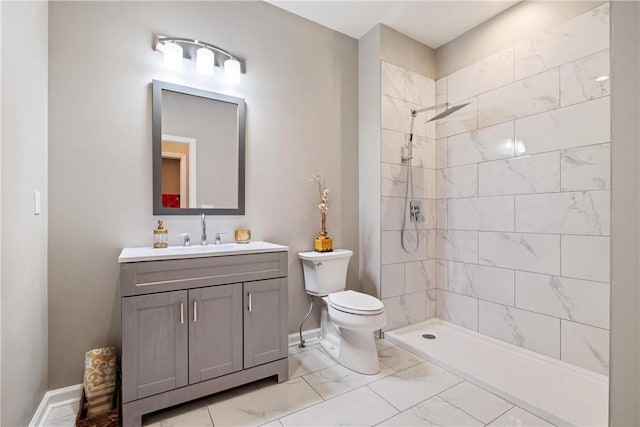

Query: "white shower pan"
<box><xmin>385</xmin><ymin>319</ymin><xmax>608</xmax><ymax>426</ymax></box>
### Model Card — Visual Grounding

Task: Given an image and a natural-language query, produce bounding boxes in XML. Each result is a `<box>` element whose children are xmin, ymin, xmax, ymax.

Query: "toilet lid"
<box><xmin>328</xmin><ymin>290</ymin><xmax>384</xmax><ymax>315</ymax></box>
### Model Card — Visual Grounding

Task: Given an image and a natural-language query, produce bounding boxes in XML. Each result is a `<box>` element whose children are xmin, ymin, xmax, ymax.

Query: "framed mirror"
<box><xmin>152</xmin><ymin>80</ymin><xmax>245</xmax><ymax>215</ymax></box>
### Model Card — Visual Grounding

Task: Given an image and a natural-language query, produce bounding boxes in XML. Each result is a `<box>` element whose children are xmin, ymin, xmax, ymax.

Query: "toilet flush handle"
<box><xmin>314</xmin><ymin>262</ymin><xmax>323</xmax><ymax>268</ymax></box>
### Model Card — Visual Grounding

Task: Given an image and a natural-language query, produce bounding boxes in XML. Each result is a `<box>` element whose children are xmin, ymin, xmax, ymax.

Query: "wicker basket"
<box><xmin>75</xmin><ymin>379</ymin><xmax>120</xmax><ymax>427</ymax></box>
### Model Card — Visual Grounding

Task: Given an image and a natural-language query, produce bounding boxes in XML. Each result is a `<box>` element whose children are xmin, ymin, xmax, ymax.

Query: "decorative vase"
<box><xmin>314</xmin><ymin>211</ymin><xmax>333</xmax><ymax>252</ymax></box>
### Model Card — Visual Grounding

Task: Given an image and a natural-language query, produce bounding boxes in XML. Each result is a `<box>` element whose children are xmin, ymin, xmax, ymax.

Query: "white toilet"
<box><xmin>298</xmin><ymin>249</ymin><xmax>386</xmax><ymax>375</ymax></box>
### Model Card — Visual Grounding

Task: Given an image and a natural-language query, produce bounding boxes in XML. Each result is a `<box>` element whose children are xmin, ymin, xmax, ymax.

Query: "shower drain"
<box><xmin>421</xmin><ymin>333</ymin><xmax>436</xmax><ymax>340</ymax></box>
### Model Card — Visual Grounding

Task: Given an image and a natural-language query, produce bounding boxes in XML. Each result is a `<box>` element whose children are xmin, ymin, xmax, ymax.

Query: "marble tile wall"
<box><xmin>380</xmin><ymin>61</ymin><xmax>438</xmax><ymax>330</ymax></box>
<box><xmin>435</xmin><ymin>4</ymin><xmax>611</xmax><ymax>376</ymax></box>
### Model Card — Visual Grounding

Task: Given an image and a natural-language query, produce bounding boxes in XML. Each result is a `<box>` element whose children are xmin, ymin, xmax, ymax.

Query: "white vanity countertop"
<box><xmin>118</xmin><ymin>241</ymin><xmax>289</xmax><ymax>263</ymax></box>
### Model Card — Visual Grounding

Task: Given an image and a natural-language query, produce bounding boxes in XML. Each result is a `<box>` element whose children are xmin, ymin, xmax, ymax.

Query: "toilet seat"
<box><xmin>328</xmin><ymin>290</ymin><xmax>384</xmax><ymax>315</ymax></box>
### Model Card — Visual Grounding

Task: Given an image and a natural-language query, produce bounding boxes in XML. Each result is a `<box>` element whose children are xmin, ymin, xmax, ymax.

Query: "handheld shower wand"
<box><xmin>400</xmin><ymin>101</ymin><xmax>470</xmax><ymax>254</ymax></box>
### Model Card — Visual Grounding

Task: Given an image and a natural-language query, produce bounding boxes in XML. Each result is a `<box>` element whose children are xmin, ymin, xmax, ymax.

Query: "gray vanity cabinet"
<box><xmin>119</xmin><ymin>250</ymin><xmax>289</xmax><ymax>426</ymax></box>
<box><xmin>122</xmin><ymin>290</ymin><xmax>189</xmax><ymax>402</ymax></box>
<box><xmin>244</xmin><ymin>279</ymin><xmax>288</xmax><ymax>368</ymax></box>
<box><xmin>189</xmin><ymin>284</ymin><xmax>243</xmax><ymax>383</ymax></box>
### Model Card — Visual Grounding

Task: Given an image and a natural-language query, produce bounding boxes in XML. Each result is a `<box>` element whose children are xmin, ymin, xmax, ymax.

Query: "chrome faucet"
<box><xmin>201</xmin><ymin>214</ymin><xmax>207</xmax><ymax>246</ymax></box>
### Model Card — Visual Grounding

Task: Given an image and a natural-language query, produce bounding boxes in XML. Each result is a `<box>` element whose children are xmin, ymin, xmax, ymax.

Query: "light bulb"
<box><xmin>224</xmin><ymin>58</ymin><xmax>241</xmax><ymax>85</ymax></box>
<box><xmin>196</xmin><ymin>47</ymin><xmax>215</xmax><ymax>76</ymax></box>
<box><xmin>163</xmin><ymin>42</ymin><xmax>183</xmax><ymax>72</ymax></box>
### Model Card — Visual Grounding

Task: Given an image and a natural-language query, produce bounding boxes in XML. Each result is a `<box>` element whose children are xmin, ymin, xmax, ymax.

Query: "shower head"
<box><xmin>425</xmin><ymin>102</ymin><xmax>470</xmax><ymax>122</ymax></box>
<box><xmin>405</xmin><ymin>101</ymin><xmax>471</xmax><ymax>162</ymax></box>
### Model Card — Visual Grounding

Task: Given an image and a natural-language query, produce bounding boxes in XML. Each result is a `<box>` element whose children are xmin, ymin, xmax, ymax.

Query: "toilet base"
<box><xmin>320</xmin><ymin>303</ymin><xmax>382</xmax><ymax>375</ymax></box>
<box><xmin>320</xmin><ymin>329</ymin><xmax>380</xmax><ymax>375</ymax></box>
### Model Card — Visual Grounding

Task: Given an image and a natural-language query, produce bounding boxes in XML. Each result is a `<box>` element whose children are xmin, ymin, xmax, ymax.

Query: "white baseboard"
<box><xmin>288</xmin><ymin>328</ymin><xmax>320</xmax><ymax>347</ymax></box>
<box><xmin>30</xmin><ymin>383</ymin><xmax>82</xmax><ymax>427</ymax></box>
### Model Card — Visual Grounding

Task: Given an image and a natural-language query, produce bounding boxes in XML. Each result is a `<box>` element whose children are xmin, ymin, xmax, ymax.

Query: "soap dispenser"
<box><xmin>153</xmin><ymin>220</ymin><xmax>168</xmax><ymax>248</ymax></box>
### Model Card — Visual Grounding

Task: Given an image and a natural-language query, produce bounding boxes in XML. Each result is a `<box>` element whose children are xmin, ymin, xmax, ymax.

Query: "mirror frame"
<box><xmin>152</xmin><ymin>80</ymin><xmax>245</xmax><ymax>215</ymax></box>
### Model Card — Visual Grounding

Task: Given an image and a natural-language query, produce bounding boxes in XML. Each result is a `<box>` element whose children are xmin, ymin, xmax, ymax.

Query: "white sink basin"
<box><xmin>166</xmin><ymin>243</ymin><xmax>236</xmax><ymax>251</ymax></box>
<box><xmin>118</xmin><ymin>241</ymin><xmax>288</xmax><ymax>263</ymax></box>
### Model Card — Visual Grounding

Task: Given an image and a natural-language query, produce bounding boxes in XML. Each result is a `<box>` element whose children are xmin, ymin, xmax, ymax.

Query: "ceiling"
<box><xmin>267</xmin><ymin>1</ymin><xmax>520</xmax><ymax>49</ymax></box>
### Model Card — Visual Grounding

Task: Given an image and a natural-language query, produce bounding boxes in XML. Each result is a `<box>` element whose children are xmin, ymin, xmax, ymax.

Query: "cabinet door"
<box><xmin>244</xmin><ymin>279</ymin><xmax>288</xmax><ymax>368</ymax></box>
<box><xmin>189</xmin><ymin>284</ymin><xmax>243</xmax><ymax>384</ymax></box>
<box><xmin>122</xmin><ymin>290</ymin><xmax>188</xmax><ymax>403</ymax></box>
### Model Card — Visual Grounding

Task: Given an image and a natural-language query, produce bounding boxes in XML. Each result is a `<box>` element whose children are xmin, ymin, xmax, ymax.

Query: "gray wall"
<box><xmin>436</xmin><ymin>1</ymin><xmax>605</xmax><ymax>78</ymax></box>
<box><xmin>610</xmin><ymin>1</ymin><xmax>640</xmax><ymax>424</ymax></box>
<box><xmin>1</xmin><ymin>1</ymin><xmax>49</xmax><ymax>425</ymax></box>
<box><xmin>358</xmin><ymin>25</ymin><xmax>381</xmax><ymax>298</ymax></box>
<box><xmin>48</xmin><ymin>1</ymin><xmax>358</xmax><ymax>389</ymax></box>
<box><xmin>380</xmin><ymin>25</ymin><xmax>436</xmax><ymax>79</ymax></box>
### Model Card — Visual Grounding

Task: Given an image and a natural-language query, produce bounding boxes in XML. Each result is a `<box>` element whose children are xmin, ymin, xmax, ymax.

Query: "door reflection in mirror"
<box><xmin>161</xmin><ymin>135</ymin><xmax>196</xmax><ymax>208</ymax></box>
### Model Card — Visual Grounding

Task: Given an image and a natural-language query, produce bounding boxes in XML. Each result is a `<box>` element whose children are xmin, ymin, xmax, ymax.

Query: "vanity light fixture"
<box><xmin>196</xmin><ymin>47</ymin><xmax>215</xmax><ymax>76</ymax></box>
<box><xmin>224</xmin><ymin>58</ymin><xmax>241</xmax><ymax>85</ymax></box>
<box><xmin>163</xmin><ymin>41</ymin><xmax>183</xmax><ymax>72</ymax></box>
<box><xmin>155</xmin><ymin>35</ymin><xmax>244</xmax><ymax>84</ymax></box>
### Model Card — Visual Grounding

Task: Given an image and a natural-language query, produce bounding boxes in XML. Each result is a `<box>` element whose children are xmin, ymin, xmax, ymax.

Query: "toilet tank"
<box><xmin>298</xmin><ymin>249</ymin><xmax>353</xmax><ymax>296</ymax></box>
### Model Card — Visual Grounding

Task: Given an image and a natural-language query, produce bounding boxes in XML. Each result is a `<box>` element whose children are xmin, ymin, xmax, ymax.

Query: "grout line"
<box><xmin>251</xmin><ymin>380</ymin><xmax>324</xmax><ymax>426</ymax></box>
<box><xmin>299</xmin><ymin>374</ymin><xmax>326</xmax><ymax>401</ymax></box>
<box><xmin>483</xmin><ymin>406</ymin><xmax>516</xmax><ymax>426</ymax></box>
<box><xmin>446</xmin><ymin>227</ymin><xmax>609</xmax><ymax>239</ymax></box>
<box><xmin>445</xmin><ymin>140</ymin><xmax>610</xmax><ymax>170</ymax></box>
<box><xmin>437</xmin><ymin>94</ymin><xmax>610</xmax><ymax>141</ymax></box>
<box><xmin>393</xmin><ymin>379</ymin><xmax>466</xmax><ymax>415</ymax></box>
<box><xmin>365</xmin><ymin>383</ymin><xmax>405</xmax><ymax>414</ymax></box>
<box><xmin>432</xmin><ymin>258</ymin><xmax>610</xmax><ymax>285</ymax></box>
<box><xmin>206</xmin><ymin>404</ymin><xmax>215</xmax><ymax>426</ymax></box>
<box><xmin>439</xmin><ymin>288</ymin><xmax>610</xmax><ymax>331</ymax></box>
<box><xmin>434</xmin><ymin>386</ymin><xmax>497</xmax><ymax>425</ymax></box>
<box><xmin>444</xmin><ymin>188</ymin><xmax>612</xmax><ymax>203</ymax></box>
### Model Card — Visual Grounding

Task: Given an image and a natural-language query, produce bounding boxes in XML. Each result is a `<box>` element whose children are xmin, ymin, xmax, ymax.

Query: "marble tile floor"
<box><xmin>134</xmin><ymin>340</ymin><xmax>556</xmax><ymax>427</ymax></box>
<box><xmin>41</xmin><ymin>339</ymin><xmax>554</xmax><ymax>426</ymax></box>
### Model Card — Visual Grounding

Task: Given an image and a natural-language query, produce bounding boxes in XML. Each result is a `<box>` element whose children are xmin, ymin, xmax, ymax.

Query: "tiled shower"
<box><xmin>380</xmin><ymin>61</ymin><xmax>438</xmax><ymax>331</ymax></box>
<box><xmin>380</xmin><ymin>3</ymin><xmax>610</xmax><ymax>376</ymax></box>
